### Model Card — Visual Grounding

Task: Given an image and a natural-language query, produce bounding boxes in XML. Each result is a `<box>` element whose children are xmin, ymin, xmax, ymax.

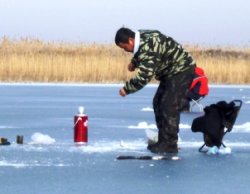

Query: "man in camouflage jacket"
<box><xmin>115</xmin><ymin>27</ymin><xmax>195</xmax><ymax>153</ymax></box>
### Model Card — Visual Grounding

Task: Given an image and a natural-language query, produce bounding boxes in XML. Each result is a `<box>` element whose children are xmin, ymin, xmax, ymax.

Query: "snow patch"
<box><xmin>0</xmin><ymin>126</ymin><xmax>17</xmax><ymax>129</ymax></box>
<box><xmin>141</xmin><ymin>107</ymin><xmax>153</xmax><ymax>112</ymax></box>
<box><xmin>0</xmin><ymin>160</ymin><xmax>69</xmax><ymax>168</ymax></box>
<box><xmin>146</xmin><ymin>128</ymin><xmax>182</xmax><ymax>143</ymax></box>
<box><xmin>30</xmin><ymin>132</ymin><xmax>56</xmax><ymax>145</ymax></box>
<box><xmin>128</xmin><ymin>122</ymin><xmax>191</xmax><ymax>129</ymax></box>
<box><xmin>0</xmin><ymin>161</ymin><xmax>27</xmax><ymax>168</ymax></box>
<box><xmin>179</xmin><ymin>123</ymin><xmax>191</xmax><ymax>129</ymax></box>
<box><xmin>206</xmin><ymin>146</ymin><xmax>232</xmax><ymax>155</ymax></box>
<box><xmin>145</xmin><ymin>128</ymin><xmax>158</xmax><ymax>143</ymax></box>
<box><xmin>233</xmin><ymin>122</ymin><xmax>250</xmax><ymax>133</ymax></box>
<box><xmin>128</xmin><ymin>121</ymin><xmax>250</xmax><ymax>133</ymax></box>
<box><xmin>128</xmin><ymin>122</ymin><xmax>156</xmax><ymax>129</ymax></box>
<box><xmin>70</xmin><ymin>140</ymin><xmax>146</xmax><ymax>153</ymax></box>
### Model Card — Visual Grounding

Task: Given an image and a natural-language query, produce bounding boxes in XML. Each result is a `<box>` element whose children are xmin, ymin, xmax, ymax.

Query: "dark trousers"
<box><xmin>153</xmin><ymin>68</ymin><xmax>194</xmax><ymax>145</ymax></box>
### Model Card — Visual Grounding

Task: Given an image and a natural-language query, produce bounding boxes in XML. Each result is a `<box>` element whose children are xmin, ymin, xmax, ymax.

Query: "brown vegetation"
<box><xmin>0</xmin><ymin>37</ymin><xmax>249</xmax><ymax>84</ymax></box>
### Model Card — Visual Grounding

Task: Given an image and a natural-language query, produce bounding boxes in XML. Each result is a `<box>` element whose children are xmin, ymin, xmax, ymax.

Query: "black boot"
<box><xmin>147</xmin><ymin>142</ymin><xmax>178</xmax><ymax>154</ymax></box>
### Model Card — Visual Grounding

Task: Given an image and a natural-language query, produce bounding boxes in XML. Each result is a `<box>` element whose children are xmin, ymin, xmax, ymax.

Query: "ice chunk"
<box><xmin>218</xmin><ymin>147</ymin><xmax>232</xmax><ymax>155</ymax></box>
<box><xmin>128</xmin><ymin>122</ymin><xmax>156</xmax><ymax>129</ymax></box>
<box><xmin>145</xmin><ymin>128</ymin><xmax>158</xmax><ymax>143</ymax></box>
<box><xmin>206</xmin><ymin>146</ymin><xmax>219</xmax><ymax>155</ymax></box>
<box><xmin>207</xmin><ymin>146</ymin><xmax>232</xmax><ymax>155</ymax></box>
<box><xmin>141</xmin><ymin>107</ymin><xmax>153</xmax><ymax>112</ymax></box>
<box><xmin>30</xmin><ymin>132</ymin><xmax>56</xmax><ymax>145</ymax></box>
<box><xmin>233</xmin><ymin>122</ymin><xmax>250</xmax><ymax>133</ymax></box>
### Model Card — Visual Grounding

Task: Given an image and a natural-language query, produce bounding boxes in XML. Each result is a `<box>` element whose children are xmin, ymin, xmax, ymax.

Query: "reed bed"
<box><xmin>0</xmin><ymin>37</ymin><xmax>249</xmax><ymax>84</ymax></box>
<box><xmin>188</xmin><ymin>46</ymin><xmax>250</xmax><ymax>84</ymax></box>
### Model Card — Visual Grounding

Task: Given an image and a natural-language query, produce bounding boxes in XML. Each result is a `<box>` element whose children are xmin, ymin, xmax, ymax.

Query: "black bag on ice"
<box><xmin>191</xmin><ymin>100</ymin><xmax>242</xmax><ymax>151</ymax></box>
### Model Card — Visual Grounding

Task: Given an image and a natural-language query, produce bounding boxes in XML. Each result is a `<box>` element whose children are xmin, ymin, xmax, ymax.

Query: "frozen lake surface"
<box><xmin>0</xmin><ymin>83</ymin><xmax>250</xmax><ymax>194</ymax></box>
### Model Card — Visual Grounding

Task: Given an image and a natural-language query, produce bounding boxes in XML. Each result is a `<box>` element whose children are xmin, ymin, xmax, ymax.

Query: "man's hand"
<box><xmin>119</xmin><ymin>88</ymin><xmax>127</xmax><ymax>97</ymax></box>
<box><xmin>128</xmin><ymin>63</ymin><xmax>135</xmax><ymax>72</ymax></box>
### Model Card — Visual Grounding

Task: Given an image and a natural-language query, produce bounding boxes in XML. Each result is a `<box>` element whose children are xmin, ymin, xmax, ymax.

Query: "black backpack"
<box><xmin>191</xmin><ymin>100</ymin><xmax>242</xmax><ymax>152</ymax></box>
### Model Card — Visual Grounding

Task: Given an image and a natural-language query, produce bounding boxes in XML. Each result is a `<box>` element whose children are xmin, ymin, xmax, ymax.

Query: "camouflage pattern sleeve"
<box><xmin>123</xmin><ymin>62</ymin><xmax>154</xmax><ymax>94</ymax></box>
<box><xmin>123</xmin><ymin>47</ymin><xmax>161</xmax><ymax>94</ymax></box>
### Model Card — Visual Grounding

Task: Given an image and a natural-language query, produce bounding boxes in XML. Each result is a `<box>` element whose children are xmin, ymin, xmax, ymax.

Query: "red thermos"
<box><xmin>74</xmin><ymin>106</ymin><xmax>88</xmax><ymax>144</ymax></box>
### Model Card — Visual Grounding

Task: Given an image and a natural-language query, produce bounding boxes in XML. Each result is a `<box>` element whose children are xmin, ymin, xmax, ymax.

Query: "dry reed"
<box><xmin>0</xmin><ymin>37</ymin><xmax>249</xmax><ymax>84</ymax></box>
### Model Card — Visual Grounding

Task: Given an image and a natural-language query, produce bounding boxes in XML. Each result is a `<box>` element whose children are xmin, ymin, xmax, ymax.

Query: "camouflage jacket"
<box><xmin>124</xmin><ymin>30</ymin><xmax>196</xmax><ymax>94</ymax></box>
